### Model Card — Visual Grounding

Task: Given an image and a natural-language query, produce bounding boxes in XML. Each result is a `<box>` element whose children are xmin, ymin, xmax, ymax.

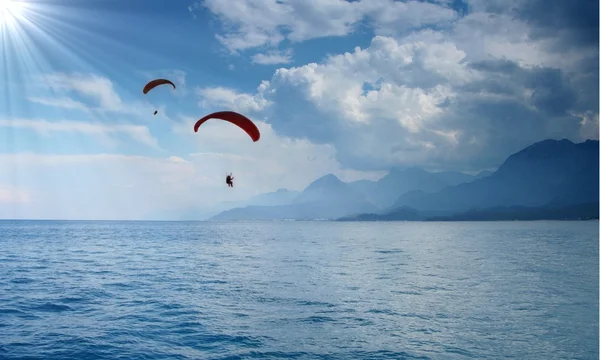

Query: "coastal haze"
<box><xmin>0</xmin><ymin>0</ymin><xmax>598</xmax><ymax>359</ymax></box>
<box><xmin>209</xmin><ymin>138</ymin><xmax>599</xmax><ymax>221</ymax></box>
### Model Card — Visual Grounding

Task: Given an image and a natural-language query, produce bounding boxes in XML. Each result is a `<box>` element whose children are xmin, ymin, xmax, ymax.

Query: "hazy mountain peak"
<box><xmin>390</xmin><ymin>139</ymin><xmax>598</xmax><ymax>213</ymax></box>
<box><xmin>304</xmin><ymin>173</ymin><xmax>344</xmax><ymax>191</ymax></box>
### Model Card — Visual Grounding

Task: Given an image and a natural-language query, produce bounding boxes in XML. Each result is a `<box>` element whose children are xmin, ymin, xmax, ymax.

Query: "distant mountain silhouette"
<box><xmin>245</xmin><ymin>188</ymin><xmax>300</xmax><ymax>206</ymax></box>
<box><xmin>210</xmin><ymin>168</ymin><xmax>486</xmax><ymax>221</ymax></box>
<box><xmin>210</xmin><ymin>138</ymin><xmax>598</xmax><ymax>221</ymax></box>
<box><xmin>340</xmin><ymin>139</ymin><xmax>598</xmax><ymax>221</ymax></box>
<box><xmin>390</xmin><ymin>139</ymin><xmax>598</xmax><ymax>213</ymax></box>
<box><xmin>347</xmin><ymin>167</ymin><xmax>487</xmax><ymax>208</ymax></box>
<box><xmin>474</xmin><ymin>170</ymin><xmax>494</xmax><ymax>179</ymax></box>
<box><xmin>209</xmin><ymin>174</ymin><xmax>378</xmax><ymax>220</ymax></box>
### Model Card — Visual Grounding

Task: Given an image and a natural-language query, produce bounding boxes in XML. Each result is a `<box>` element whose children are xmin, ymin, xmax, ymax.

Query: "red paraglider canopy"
<box><xmin>143</xmin><ymin>79</ymin><xmax>176</xmax><ymax>94</ymax></box>
<box><xmin>193</xmin><ymin>111</ymin><xmax>261</xmax><ymax>142</ymax></box>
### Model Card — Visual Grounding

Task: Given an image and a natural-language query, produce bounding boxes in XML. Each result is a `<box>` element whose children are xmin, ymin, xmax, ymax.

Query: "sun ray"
<box><xmin>0</xmin><ymin>0</ymin><xmax>25</xmax><ymax>24</ymax></box>
<box><xmin>0</xmin><ymin>0</ymin><xmax>108</xmax><ymax>188</ymax></box>
<box><xmin>0</xmin><ymin>0</ymin><xmax>185</xmax><ymax>172</ymax></box>
<box><xmin>3</xmin><ymin>2</ymin><xmax>187</xmax><ymax>121</ymax></box>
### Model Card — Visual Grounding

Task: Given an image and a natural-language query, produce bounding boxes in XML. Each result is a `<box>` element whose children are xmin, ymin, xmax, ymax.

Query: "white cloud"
<box><xmin>251</xmin><ymin>49</ymin><xmax>293</xmax><ymax>65</ymax></box>
<box><xmin>195</xmin><ymin>0</ymin><xmax>596</xmax><ymax>80</ymax></box>
<box><xmin>218</xmin><ymin>28</ymin><xmax>596</xmax><ymax>171</ymax></box>
<box><xmin>173</xmin><ymin>116</ymin><xmax>384</xmax><ymax>193</ymax></box>
<box><xmin>27</xmin><ymin>96</ymin><xmax>90</xmax><ymax>112</ymax></box>
<box><xmin>267</xmin><ymin>36</ymin><xmax>466</xmax><ymax>128</ymax></box>
<box><xmin>197</xmin><ymin>81</ymin><xmax>273</xmax><ymax>114</ymax></box>
<box><xmin>0</xmin><ymin>119</ymin><xmax>160</xmax><ymax>149</ymax></box>
<box><xmin>41</xmin><ymin>72</ymin><xmax>122</xmax><ymax>111</ymax></box>
<box><xmin>429</xmin><ymin>9</ymin><xmax>598</xmax><ymax>74</ymax></box>
<box><xmin>161</xmin><ymin>69</ymin><xmax>187</xmax><ymax>87</ymax></box>
<box><xmin>196</xmin><ymin>0</ymin><xmax>458</xmax><ymax>53</ymax></box>
<box><xmin>33</xmin><ymin>72</ymin><xmax>172</xmax><ymax>120</ymax></box>
<box><xmin>262</xmin><ymin>35</ymin><xmax>466</xmax><ymax>132</ymax></box>
<box><xmin>361</xmin><ymin>0</ymin><xmax>458</xmax><ymax>36</ymax></box>
<box><xmin>167</xmin><ymin>155</ymin><xmax>188</xmax><ymax>164</ymax></box>
<box><xmin>576</xmin><ymin>111</ymin><xmax>600</xmax><ymax>140</ymax></box>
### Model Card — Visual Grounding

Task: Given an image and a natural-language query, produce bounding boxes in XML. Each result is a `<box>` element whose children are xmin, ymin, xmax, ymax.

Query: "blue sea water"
<box><xmin>0</xmin><ymin>220</ymin><xmax>597</xmax><ymax>360</ymax></box>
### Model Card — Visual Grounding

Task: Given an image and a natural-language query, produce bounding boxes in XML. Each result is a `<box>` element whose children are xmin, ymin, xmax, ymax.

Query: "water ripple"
<box><xmin>0</xmin><ymin>220</ymin><xmax>597</xmax><ymax>359</ymax></box>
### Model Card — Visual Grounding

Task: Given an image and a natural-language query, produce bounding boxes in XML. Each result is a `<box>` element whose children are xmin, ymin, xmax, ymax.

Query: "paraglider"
<box><xmin>143</xmin><ymin>79</ymin><xmax>176</xmax><ymax>116</ymax></box>
<box><xmin>193</xmin><ymin>111</ymin><xmax>260</xmax><ymax>142</ymax></box>
<box><xmin>193</xmin><ymin>111</ymin><xmax>260</xmax><ymax>188</ymax></box>
<box><xmin>143</xmin><ymin>78</ymin><xmax>176</xmax><ymax>94</ymax></box>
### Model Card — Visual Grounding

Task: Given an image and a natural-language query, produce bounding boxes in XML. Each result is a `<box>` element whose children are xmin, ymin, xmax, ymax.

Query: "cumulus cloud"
<box><xmin>195</xmin><ymin>0</ymin><xmax>458</xmax><ymax>54</ymax></box>
<box><xmin>200</xmin><ymin>0</ymin><xmax>598</xmax><ymax>172</ymax></box>
<box><xmin>197</xmin><ymin>81</ymin><xmax>273</xmax><ymax>114</ymax></box>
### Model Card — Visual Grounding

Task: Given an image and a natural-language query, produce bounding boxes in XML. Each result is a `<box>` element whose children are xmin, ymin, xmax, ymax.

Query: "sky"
<box><xmin>0</xmin><ymin>0</ymin><xmax>597</xmax><ymax>220</ymax></box>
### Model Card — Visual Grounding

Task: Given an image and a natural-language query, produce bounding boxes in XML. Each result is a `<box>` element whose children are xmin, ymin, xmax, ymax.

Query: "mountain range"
<box><xmin>208</xmin><ymin>138</ymin><xmax>598</xmax><ymax>221</ymax></box>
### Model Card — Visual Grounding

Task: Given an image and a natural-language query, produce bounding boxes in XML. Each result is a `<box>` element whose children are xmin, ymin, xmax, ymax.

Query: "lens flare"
<box><xmin>0</xmin><ymin>0</ymin><xmax>24</xmax><ymax>24</ymax></box>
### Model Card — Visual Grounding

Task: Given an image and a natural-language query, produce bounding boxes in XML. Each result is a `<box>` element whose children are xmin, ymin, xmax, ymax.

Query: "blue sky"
<box><xmin>0</xmin><ymin>0</ymin><xmax>597</xmax><ymax>220</ymax></box>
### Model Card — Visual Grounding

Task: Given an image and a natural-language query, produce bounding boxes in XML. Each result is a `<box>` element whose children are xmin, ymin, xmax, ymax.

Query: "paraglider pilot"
<box><xmin>226</xmin><ymin>173</ymin><xmax>234</xmax><ymax>187</ymax></box>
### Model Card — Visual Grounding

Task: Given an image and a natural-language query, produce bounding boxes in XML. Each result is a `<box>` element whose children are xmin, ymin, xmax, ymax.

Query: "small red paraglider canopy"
<box><xmin>143</xmin><ymin>79</ymin><xmax>176</xmax><ymax>94</ymax></box>
<box><xmin>193</xmin><ymin>111</ymin><xmax>260</xmax><ymax>142</ymax></box>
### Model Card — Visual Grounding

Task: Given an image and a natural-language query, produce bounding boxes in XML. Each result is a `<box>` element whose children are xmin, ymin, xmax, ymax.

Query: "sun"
<box><xmin>0</xmin><ymin>0</ymin><xmax>25</xmax><ymax>24</ymax></box>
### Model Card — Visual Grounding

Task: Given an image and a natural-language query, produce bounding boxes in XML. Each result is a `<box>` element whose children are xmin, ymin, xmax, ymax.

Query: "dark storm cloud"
<box><xmin>513</xmin><ymin>0</ymin><xmax>598</xmax><ymax>47</ymax></box>
<box><xmin>470</xmin><ymin>0</ymin><xmax>599</xmax><ymax>49</ymax></box>
<box><xmin>426</xmin><ymin>58</ymin><xmax>590</xmax><ymax>170</ymax></box>
<box><xmin>466</xmin><ymin>59</ymin><xmax>579</xmax><ymax>116</ymax></box>
<box><xmin>434</xmin><ymin>94</ymin><xmax>585</xmax><ymax>169</ymax></box>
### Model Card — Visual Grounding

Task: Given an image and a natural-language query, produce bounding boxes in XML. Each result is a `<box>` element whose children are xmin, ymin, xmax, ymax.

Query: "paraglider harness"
<box><xmin>226</xmin><ymin>174</ymin><xmax>234</xmax><ymax>187</ymax></box>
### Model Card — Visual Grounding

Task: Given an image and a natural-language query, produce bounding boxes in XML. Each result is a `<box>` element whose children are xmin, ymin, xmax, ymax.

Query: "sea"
<box><xmin>0</xmin><ymin>220</ymin><xmax>598</xmax><ymax>360</ymax></box>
